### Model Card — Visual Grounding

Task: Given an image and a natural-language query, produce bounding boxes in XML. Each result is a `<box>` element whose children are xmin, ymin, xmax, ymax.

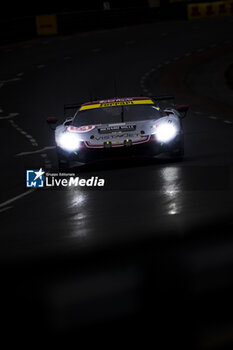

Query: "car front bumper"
<box><xmin>57</xmin><ymin>134</ymin><xmax>183</xmax><ymax>166</ymax></box>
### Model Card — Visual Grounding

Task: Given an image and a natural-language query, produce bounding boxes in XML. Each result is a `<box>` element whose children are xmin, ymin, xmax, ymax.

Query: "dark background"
<box><xmin>1</xmin><ymin>0</ymin><xmax>233</xmax><ymax>348</ymax></box>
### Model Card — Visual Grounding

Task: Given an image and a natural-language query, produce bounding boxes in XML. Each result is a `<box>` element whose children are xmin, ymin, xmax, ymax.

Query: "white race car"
<box><xmin>47</xmin><ymin>96</ymin><xmax>188</xmax><ymax>170</ymax></box>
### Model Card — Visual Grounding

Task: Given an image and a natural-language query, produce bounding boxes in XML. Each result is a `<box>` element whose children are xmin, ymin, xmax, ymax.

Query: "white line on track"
<box><xmin>0</xmin><ymin>189</ymin><xmax>35</xmax><ymax>209</ymax></box>
<box><xmin>224</xmin><ymin>120</ymin><xmax>233</xmax><ymax>124</ymax></box>
<box><xmin>16</xmin><ymin>146</ymin><xmax>56</xmax><ymax>157</ymax></box>
<box><xmin>16</xmin><ymin>72</ymin><xmax>24</xmax><ymax>77</ymax></box>
<box><xmin>37</xmin><ymin>64</ymin><xmax>45</xmax><ymax>69</ymax></box>
<box><xmin>0</xmin><ymin>206</ymin><xmax>13</xmax><ymax>213</ymax></box>
<box><xmin>7</xmin><ymin>116</ymin><xmax>40</xmax><ymax>148</ymax></box>
<box><xmin>209</xmin><ymin>116</ymin><xmax>218</xmax><ymax>120</ymax></box>
<box><xmin>0</xmin><ymin>77</ymin><xmax>20</xmax><ymax>83</ymax></box>
<box><xmin>0</xmin><ymin>113</ymin><xmax>19</xmax><ymax>120</ymax></box>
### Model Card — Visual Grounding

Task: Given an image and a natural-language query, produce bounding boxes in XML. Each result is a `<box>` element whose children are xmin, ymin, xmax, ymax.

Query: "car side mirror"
<box><xmin>177</xmin><ymin>105</ymin><xmax>189</xmax><ymax>118</ymax></box>
<box><xmin>46</xmin><ymin>117</ymin><xmax>58</xmax><ymax>130</ymax></box>
<box><xmin>46</xmin><ymin>117</ymin><xmax>58</xmax><ymax>124</ymax></box>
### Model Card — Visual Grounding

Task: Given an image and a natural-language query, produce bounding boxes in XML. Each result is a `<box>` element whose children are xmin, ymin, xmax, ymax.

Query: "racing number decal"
<box><xmin>68</xmin><ymin>125</ymin><xmax>96</xmax><ymax>133</ymax></box>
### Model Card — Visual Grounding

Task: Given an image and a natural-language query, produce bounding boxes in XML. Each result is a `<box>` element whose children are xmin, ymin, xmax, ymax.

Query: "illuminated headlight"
<box><xmin>58</xmin><ymin>133</ymin><xmax>81</xmax><ymax>151</ymax></box>
<box><xmin>156</xmin><ymin>123</ymin><xmax>177</xmax><ymax>142</ymax></box>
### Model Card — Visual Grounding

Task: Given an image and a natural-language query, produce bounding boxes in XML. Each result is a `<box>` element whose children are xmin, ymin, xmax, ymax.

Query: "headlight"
<box><xmin>58</xmin><ymin>133</ymin><xmax>81</xmax><ymax>151</ymax></box>
<box><xmin>156</xmin><ymin>123</ymin><xmax>177</xmax><ymax>142</ymax></box>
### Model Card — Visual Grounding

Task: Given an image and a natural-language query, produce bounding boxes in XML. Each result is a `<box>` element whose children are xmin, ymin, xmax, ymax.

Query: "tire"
<box><xmin>170</xmin><ymin>146</ymin><xmax>184</xmax><ymax>161</ymax></box>
<box><xmin>58</xmin><ymin>158</ymin><xmax>69</xmax><ymax>172</ymax></box>
<box><xmin>170</xmin><ymin>134</ymin><xmax>184</xmax><ymax>161</ymax></box>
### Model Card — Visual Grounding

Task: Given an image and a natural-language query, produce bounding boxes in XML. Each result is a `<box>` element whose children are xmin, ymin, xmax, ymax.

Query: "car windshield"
<box><xmin>73</xmin><ymin>105</ymin><xmax>163</xmax><ymax>126</ymax></box>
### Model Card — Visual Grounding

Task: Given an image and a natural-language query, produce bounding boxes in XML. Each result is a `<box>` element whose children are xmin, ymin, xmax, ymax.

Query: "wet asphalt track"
<box><xmin>1</xmin><ymin>17</ymin><xmax>233</xmax><ymax>261</ymax></box>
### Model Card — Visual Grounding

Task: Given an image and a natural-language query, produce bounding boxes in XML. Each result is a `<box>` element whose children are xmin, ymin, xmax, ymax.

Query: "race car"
<box><xmin>47</xmin><ymin>96</ymin><xmax>188</xmax><ymax>170</ymax></box>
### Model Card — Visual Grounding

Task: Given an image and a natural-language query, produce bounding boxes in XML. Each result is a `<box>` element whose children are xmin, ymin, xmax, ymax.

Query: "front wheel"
<box><xmin>170</xmin><ymin>134</ymin><xmax>184</xmax><ymax>161</ymax></box>
<box><xmin>57</xmin><ymin>157</ymin><xmax>69</xmax><ymax>171</ymax></box>
<box><xmin>170</xmin><ymin>145</ymin><xmax>184</xmax><ymax>161</ymax></box>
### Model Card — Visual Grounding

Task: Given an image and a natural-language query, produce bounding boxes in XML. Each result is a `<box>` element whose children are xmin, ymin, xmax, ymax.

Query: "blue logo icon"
<box><xmin>26</xmin><ymin>168</ymin><xmax>45</xmax><ymax>188</ymax></box>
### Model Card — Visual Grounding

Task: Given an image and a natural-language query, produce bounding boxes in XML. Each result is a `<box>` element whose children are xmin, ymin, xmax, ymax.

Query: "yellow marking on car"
<box><xmin>80</xmin><ymin>99</ymin><xmax>154</xmax><ymax>111</ymax></box>
<box><xmin>80</xmin><ymin>103</ymin><xmax>101</xmax><ymax>111</ymax></box>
